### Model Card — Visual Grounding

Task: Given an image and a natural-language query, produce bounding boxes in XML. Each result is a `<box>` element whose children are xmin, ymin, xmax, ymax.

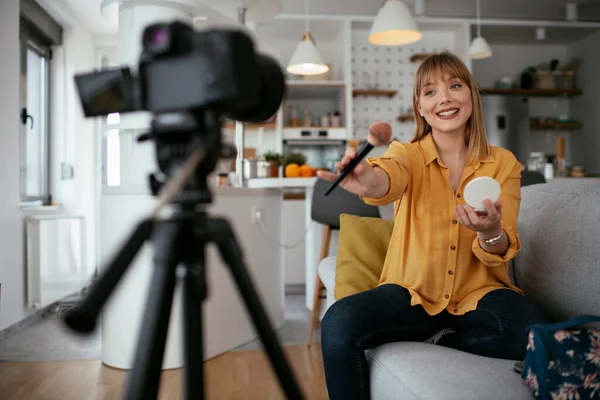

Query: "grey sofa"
<box><xmin>318</xmin><ymin>182</ymin><xmax>600</xmax><ymax>399</ymax></box>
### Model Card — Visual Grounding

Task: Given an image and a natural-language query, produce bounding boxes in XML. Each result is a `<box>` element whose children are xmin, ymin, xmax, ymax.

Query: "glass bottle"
<box><xmin>288</xmin><ymin>103</ymin><xmax>299</xmax><ymax>127</ymax></box>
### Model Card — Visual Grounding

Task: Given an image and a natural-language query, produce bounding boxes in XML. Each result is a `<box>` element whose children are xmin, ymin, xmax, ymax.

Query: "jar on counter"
<box><xmin>289</xmin><ymin>103</ymin><xmax>299</xmax><ymax>127</ymax></box>
<box><xmin>570</xmin><ymin>165</ymin><xmax>586</xmax><ymax>177</ymax></box>
<box><xmin>330</xmin><ymin>111</ymin><xmax>341</xmax><ymax>127</ymax></box>
<box><xmin>216</xmin><ymin>173</ymin><xmax>229</xmax><ymax>186</ymax></box>
<box><xmin>303</xmin><ymin>109</ymin><xmax>312</xmax><ymax>127</ymax></box>
<box><xmin>527</xmin><ymin>152</ymin><xmax>546</xmax><ymax>174</ymax></box>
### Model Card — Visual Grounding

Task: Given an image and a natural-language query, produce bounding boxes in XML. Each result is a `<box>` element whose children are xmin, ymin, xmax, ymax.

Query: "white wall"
<box><xmin>568</xmin><ymin>30</ymin><xmax>600</xmax><ymax>174</ymax></box>
<box><xmin>0</xmin><ymin>0</ymin><xmax>27</xmax><ymax>330</ymax></box>
<box><xmin>0</xmin><ymin>2</ymin><xmax>98</xmax><ymax>330</ymax></box>
<box><xmin>50</xmin><ymin>22</ymin><xmax>98</xmax><ymax>280</ymax></box>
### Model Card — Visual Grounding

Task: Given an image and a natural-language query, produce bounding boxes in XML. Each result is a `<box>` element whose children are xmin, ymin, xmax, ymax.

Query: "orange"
<box><xmin>285</xmin><ymin>163</ymin><xmax>300</xmax><ymax>178</ymax></box>
<box><xmin>300</xmin><ymin>164</ymin><xmax>313</xmax><ymax>177</ymax></box>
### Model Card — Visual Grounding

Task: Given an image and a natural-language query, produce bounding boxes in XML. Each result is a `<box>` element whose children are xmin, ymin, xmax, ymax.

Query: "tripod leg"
<box><xmin>64</xmin><ymin>220</ymin><xmax>154</xmax><ymax>334</ymax></box>
<box><xmin>181</xmin><ymin>253</ymin><xmax>205</xmax><ymax>398</ymax></box>
<box><xmin>124</xmin><ymin>220</ymin><xmax>181</xmax><ymax>400</ymax></box>
<box><xmin>209</xmin><ymin>217</ymin><xmax>305</xmax><ymax>400</ymax></box>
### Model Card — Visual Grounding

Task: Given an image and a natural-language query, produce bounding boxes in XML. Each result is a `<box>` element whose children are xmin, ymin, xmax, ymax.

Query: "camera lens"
<box><xmin>228</xmin><ymin>53</ymin><xmax>286</xmax><ymax>123</ymax></box>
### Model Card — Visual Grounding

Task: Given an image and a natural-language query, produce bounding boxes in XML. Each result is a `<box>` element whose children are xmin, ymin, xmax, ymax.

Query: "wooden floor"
<box><xmin>0</xmin><ymin>344</ymin><xmax>328</xmax><ymax>400</ymax></box>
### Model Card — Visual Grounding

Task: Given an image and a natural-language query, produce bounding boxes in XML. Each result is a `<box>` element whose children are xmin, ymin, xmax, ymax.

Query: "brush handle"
<box><xmin>324</xmin><ymin>142</ymin><xmax>374</xmax><ymax>196</ymax></box>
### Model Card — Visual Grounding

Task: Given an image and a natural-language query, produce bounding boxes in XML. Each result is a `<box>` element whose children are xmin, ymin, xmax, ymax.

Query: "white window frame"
<box><xmin>19</xmin><ymin>20</ymin><xmax>52</xmax><ymax>205</ymax></box>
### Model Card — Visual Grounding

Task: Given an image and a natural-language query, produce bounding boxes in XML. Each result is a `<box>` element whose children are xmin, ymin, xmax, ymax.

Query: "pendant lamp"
<box><xmin>369</xmin><ymin>0</ymin><xmax>422</xmax><ymax>46</ymax></box>
<box><xmin>287</xmin><ymin>0</ymin><xmax>329</xmax><ymax>75</ymax></box>
<box><xmin>468</xmin><ymin>0</ymin><xmax>492</xmax><ymax>59</ymax></box>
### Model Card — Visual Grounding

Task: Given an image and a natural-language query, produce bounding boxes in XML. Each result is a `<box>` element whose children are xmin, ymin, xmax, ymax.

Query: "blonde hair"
<box><xmin>411</xmin><ymin>52</ymin><xmax>491</xmax><ymax>164</ymax></box>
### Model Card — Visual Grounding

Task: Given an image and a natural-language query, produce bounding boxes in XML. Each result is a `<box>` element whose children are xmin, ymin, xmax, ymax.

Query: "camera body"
<box><xmin>74</xmin><ymin>20</ymin><xmax>285</xmax><ymax>205</ymax></box>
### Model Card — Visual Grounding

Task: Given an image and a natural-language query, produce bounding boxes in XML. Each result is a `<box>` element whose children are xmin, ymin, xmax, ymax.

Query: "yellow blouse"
<box><xmin>362</xmin><ymin>133</ymin><xmax>524</xmax><ymax>316</ymax></box>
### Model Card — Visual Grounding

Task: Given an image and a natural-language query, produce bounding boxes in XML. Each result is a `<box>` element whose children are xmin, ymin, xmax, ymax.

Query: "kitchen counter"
<box><xmin>246</xmin><ymin>177</ymin><xmax>318</xmax><ymax>189</ymax></box>
<box><xmin>235</xmin><ymin>176</ymin><xmax>329</xmax><ymax>312</ymax></box>
<box><xmin>102</xmin><ymin>183</ymin><xmax>282</xmax><ymax>197</ymax></box>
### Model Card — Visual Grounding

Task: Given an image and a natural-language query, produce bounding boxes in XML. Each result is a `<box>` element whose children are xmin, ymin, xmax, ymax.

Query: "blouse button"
<box><xmin>451</xmin><ymin>245</ymin><xmax>456</xmax><ymax>250</ymax></box>
<box><xmin>445</xmin><ymin>294</ymin><xmax>450</xmax><ymax>299</ymax></box>
<box><xmin>457</xmin><ymin>193</ymin><xmax>461</xmax><ymax>198</ymax></box>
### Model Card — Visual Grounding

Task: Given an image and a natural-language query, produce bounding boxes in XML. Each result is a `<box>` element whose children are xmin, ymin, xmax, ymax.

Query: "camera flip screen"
<box><xmin>74</xmin><ymin>67</ymin><xmax>136</xmax><ymax>117</ymax></box>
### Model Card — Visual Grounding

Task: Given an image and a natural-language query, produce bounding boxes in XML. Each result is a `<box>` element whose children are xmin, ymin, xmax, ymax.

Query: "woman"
<box><xmin>316</xmin><ymin>52</ymin><xmax>550</xmax><ymax>400</ymax></box>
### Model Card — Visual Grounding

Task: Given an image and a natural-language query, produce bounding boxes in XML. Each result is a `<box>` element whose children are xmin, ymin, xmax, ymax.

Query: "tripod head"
<box><xmin>74</xmin><ymin>20</ymin><xmax>285</xmax><ymax>205</ymax></box>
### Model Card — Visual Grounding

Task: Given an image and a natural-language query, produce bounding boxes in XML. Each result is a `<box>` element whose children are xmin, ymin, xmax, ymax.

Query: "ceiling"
<box><xmin>39</xmin><ymin>0</ymin><xmax>600</xmax><ymax>36</ymax></box>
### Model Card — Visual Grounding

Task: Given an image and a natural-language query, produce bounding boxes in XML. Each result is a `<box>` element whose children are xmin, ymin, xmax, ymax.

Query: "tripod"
<box><xmin>63</xmin><ymin>111</ymin><xmax>305</xmax><ymax>400</ymax></box>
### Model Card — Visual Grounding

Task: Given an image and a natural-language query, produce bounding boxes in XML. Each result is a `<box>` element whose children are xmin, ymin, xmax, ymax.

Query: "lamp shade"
<box><xmin>369</xmin><ymin>0</ymin><xmax>422</xmax><ymax>46</ymax></box>
<box><xmin>468</xmin><ymin>36</ymin><xmax>492</xmax><ymax>59</ymax></box>
<box><xmin>287</xmin><ymin>32</ymin><xmax>329</xmax><ymax>75</ymax></box>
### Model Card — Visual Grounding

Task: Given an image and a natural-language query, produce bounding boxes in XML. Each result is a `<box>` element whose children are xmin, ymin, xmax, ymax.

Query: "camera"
<box><xmin>75</xmin><ymin>20</ymin><xmax>284</xmax><ymax>122</ymax></box>
<box><xmin>74</xmin><ymin>20</ymin><xmax>285</xmax><ymax>205</ymax></box>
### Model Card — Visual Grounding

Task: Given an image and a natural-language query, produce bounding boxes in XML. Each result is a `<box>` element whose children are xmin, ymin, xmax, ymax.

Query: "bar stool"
<box><xmin>307</xmin><ymin>178</ymin><xmax>382</xmax><ymax>346</ymax></box>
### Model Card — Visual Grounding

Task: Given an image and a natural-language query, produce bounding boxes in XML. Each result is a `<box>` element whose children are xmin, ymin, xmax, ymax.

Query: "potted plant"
<box><xmin>263</xmin><ymin>151</ymin><xmax>284</xmax><ymax>177</ymax></box>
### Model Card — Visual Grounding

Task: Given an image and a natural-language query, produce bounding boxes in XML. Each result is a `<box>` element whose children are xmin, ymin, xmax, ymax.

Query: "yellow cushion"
<box><xmin>334</xmin><ymin>214</ymin><xmax>394</xmax><ymax>300</ymax></box>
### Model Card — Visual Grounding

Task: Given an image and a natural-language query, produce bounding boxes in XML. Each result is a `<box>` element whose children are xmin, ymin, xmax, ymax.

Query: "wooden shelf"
<box><xmin>222</xmin><ymin>121</ymin><xmax>276</xmax><ymax>130</ymax></box>
<box><xmin>286</xmin><ymin>80</ymin><xmax>345</xmax><ymax>87</ymax></box>
<box><xmin>410</xmin><ymin>53</ymin><xmax>433</xmax><ymax>63</ymax></box>
<box><xmin>284</xmin><ymin>126</ymin><xmax>345</xmax><ymax>129</ymax></box>
<box><xmin>530</xmin><ymin>121</ymin><xmax>583</xmax><ymax>130</ymax></box>
<box><xmin>397</xmin><ymin>114</ymin><xmax>414</xmax><ymax>123</ymax></box>
<box><xmin>479</xmin><ymin>88</ymin><xmax>582</xmax><ymax>97</ymax></box>
<box><xmin>352</xmin><ymin>89</ymin><xmax>397</xmax><ymax>98</ymax></box>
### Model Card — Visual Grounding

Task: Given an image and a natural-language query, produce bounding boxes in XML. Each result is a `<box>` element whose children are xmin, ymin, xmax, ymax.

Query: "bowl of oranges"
<box><xmin>283</xmin><ymin>153</ymin><xmax>314</xmax><ymax>178</ymax></box>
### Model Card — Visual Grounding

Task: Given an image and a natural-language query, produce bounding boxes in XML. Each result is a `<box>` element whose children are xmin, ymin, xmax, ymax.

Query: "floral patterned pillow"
<box><xmin>521</xmin><ymin>315</ymin><xmax>600</xmax><ymax>399</ymax></box>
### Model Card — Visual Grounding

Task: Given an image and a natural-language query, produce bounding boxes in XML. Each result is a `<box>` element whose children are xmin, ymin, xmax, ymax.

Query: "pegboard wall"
<box><xmin>351</xmin><ymin>29</ymin><xmax>457</xmax><ymax>142</ymax></box>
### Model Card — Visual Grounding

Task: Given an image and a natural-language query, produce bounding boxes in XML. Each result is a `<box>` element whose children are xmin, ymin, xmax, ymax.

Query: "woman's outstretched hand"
<box><xmin>316</xmin><ymin>147</ymin><xmax>382</xmax><ymax>197</ymax></box>
<box><xmin>455</xmin><ymin>198</ymin><xmax>503</xmax><ymax>237</ymax></box>
<box><xmin>316</xmin><ymin>121</ymin><xmax>392</xmax><ymax>198</ymax></box>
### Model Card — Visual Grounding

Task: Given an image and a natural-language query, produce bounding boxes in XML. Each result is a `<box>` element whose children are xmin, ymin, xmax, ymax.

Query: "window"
<box><xmin>19</xmin><ymin>20</ymin><xmax>52</xmax><ymax>204</ymax></box>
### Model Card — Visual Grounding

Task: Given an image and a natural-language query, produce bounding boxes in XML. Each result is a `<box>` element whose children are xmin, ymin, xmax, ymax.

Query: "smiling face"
<box><xmin>417</xmin><ymin>73</ymin><xmax>473</xmax><ymax>138</ymax></box>
<box><xmin>409</xmin><ymin>52</ymin><xmax>491</xmax><ymax>164</ymax></box>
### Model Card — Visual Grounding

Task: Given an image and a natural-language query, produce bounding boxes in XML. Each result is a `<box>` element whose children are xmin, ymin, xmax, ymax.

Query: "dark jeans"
<box><xmin>320</xmin><ymin>284</ymin><xmax>551</xmax><ymax>400</ymax></box>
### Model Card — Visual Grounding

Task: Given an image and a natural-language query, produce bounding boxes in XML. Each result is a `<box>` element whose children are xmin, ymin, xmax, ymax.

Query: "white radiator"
<box><xmin>25</xmin><ymin>214</ymin><xmax>89</xmax><ymax>309</ymax></box>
